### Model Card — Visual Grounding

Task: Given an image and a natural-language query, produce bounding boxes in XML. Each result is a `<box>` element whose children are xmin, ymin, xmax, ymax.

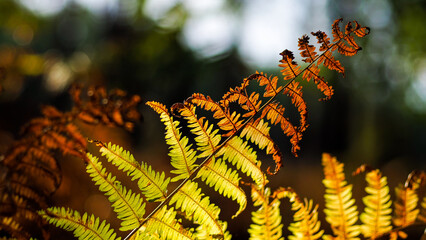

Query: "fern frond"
<box><xmin>197</xmin><ymin>158</ymin><xmax>247</xmax><ymax>218</ymax></box>
<box><xmin>277</xmin><ymin>188</ymin><xmax>324</xmax><ymax>240</ymax></box>
<box><xmin>124</xmin><ymin>18</ymin><xmax>369</xmax><ymax>240</ymax></box>
<box><xmin>39</xmin><ymin>207</ymin><xmax>119</xmax><ymax>240</ymax></box>
<box><xmin>248</xmin><ymin>186</ymin><xmax>284</xmax><ymax>240</ymax></box>
<box><xmin>147</xmin><ymin>101</ymin><xmax>198</xmax><ymax>182</ymax></box>
<box><xmin>86</xmin><ymin>153</ymin><xmax>145</xmax><ymax>231</ymax></box>
<box><xmin>393</xmin><ymin>183</ymin><xmax>419</xmax><ymax>227</ymax></box>
<box><xmin>322</xmin><ymin>153</ymin><xmax>360</xmax><ymax>240</ymax></box>
<box><xmin>96</xmin><ymin>141</ymin><xmax>170</xmax><ymax>202</ymax></box>
<box><xmin>359</xmin><ymin>169</ymin><xmax>392</xmax><ymax>239</ymax></box>
<box><xmin>169</xmin><ymin>181</ymin><xmax>224</xmax><ymax>236</ymax></box>
<box><xmin>219</xmin><ymin>135</ymin><xmax>266</xmax><ymax>187</ymax></box>
<box><xmin>144</xmin><ymin>206</ymin><xmax>194</xmax><ymax>240</ymax></box>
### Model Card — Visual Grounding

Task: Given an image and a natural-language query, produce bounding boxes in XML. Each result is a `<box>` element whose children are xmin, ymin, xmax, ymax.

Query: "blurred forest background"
<box><xmin>0</xmin><ymin>0</ymin><xmax>425</xmax><ymax>239</ymax></box>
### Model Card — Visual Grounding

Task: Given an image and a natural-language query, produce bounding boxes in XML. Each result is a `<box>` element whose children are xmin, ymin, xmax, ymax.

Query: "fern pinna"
<box><xmin>38</xmin><ymin>18</ymin><xmax>369</xmax><ymax>240</ymax></box>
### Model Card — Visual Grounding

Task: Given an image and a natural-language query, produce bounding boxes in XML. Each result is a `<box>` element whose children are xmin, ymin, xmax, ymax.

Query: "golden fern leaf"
<box><xmin>147</xmin><ymin>101</ymin><xmax>198</xmax><ymax>182</ymax></box>
<box><xmin>144</xmin><ymin>206</ymin><xmax>194</xmax><ymax>240</ymax></box>
<box><xmin>359</xmin><ymin>169</ymin><xmax>392</xmax><ymax>239</ymax></box>
<box><xmin>248</xmin><ymin>186</ymin><xmax>284</xmax><ymax>240</ymax></box>
<box><xmin>95</xmin><ymin>141</ymin><xmax>170</xmax><ymax>202</ymax></box>
<box><xmin>39</xmin><ymin>207</ymin><xmax>120</xmax><ymax>240</ymax></box>
<box><xmin>240</xmin><ymin>119</ymin><xmax>283</xmax><ymax>174</ymax></box>
<box><xmin>218</xmin><ymin>136</ymin><xmax>266</xmax><ymax>187</ymax></box>
<box><xmin>392</xmin><ymin>183</ymin><xmax>420</xmax><ymax>227</ymax></box>
<box><xmin>275</xmin><ymin>187</ymin><xmax>324</xmax><ymax>240</ymax></box>
<box><xmin>197</xmin><ymin>158</ymin><xmax>247</xmax><ymax>218</ymax></box>
<box><xmin>322</xmin><ymin>153</ymin><xmax>360</xmax><ymax>240</ymax></box>
<box><xmin>241</xmin><ymin>119</ymin><xmax>273</xmax><ymax>154</ymax></box>
<box><xmin>86</xmin><ymin>153</ymin><xmax>145</xmax><ymax>231</ymax></box>
<box><xmin>173</xmin><ymin>103</ymin><xmax>221</xmax><ymax>158</ymax></box>
<box><xmin>169</xmin><ymin>181</ymin><xmax>224</xmax><ymax>236</ymax></box>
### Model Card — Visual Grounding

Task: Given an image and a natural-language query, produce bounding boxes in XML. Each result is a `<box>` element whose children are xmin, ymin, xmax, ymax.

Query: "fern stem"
<box><xmin>124</xmin><ymin>30</ymin><xmax>353</xmax><ymax>240</ymax></box>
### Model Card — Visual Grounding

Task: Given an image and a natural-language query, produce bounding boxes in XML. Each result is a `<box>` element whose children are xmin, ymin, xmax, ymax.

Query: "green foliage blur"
<box><xmin>0</xmin><ymin>0</ymin><xmax>425</xmax><ymax>239</ymax></box>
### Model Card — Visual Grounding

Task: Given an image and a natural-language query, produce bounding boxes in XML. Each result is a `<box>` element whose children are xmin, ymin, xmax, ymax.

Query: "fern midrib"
<box><xmin>246</xmin><ymin>121</ymin><xmax>274</xmax><ymax>149</ymax></box>
<box><xmin>401</xmin><ymin>188</ymin><xmax>410</xmax><ymax>227</ymax></box>
<box><xmin>323</xmin><ymin>51</ymin><xmax>344</xmax><ymax>74</ymax></box>
<box><xmin>266</xmin><ymin>102</ymin><xmax>298</xmax><ymax>134</ymax></box>
<box><xmin>218</xmin><ymin>102</ymin><xmax>239</xmax><ymax>133</ymax></box>
<box><xmin>48</xmin><ymin>211</ymin><xmax>105</xmax><ymax>240</ymax></box>
<box><xmin>202</xmin><ymin>161</ymin><xmax>242</xmax><ymax>195</ymax></box>
<box><xmin>149</xmin><ymin>213</ymin><xmax>193</xmax><ymax>240</ymax></box>
<box><xmin>302</xmin><ymin>40</ymin><xmax>316</xmax><ymax>63</ymax></box>
<box><xmin>329</xmin><ymin>160</ymin><xmax>349</xmax><ymax>239</ymax></box>
<box><xmin>99</xmin><ymin>142</ymin><xmax>167</xmax><ymax>199</ymax></box>
<box><xmin>282</xmin><ymin>57</ymin><xmax>300</xmax><ymax>79</ymax></box>
<box><xmin>224</xmin><ymin>139</ymin><xmax>265</xmax><ymax>185</ymax></box>
<box><xmin>264</xmin><ymin>203</ymin><xmax>275</xmax><ymax>239</ymax></box>
<box><xmin>243</xmin><ymin>88</ymin><xmax>260</xmax><ymax>113</ymax></box>
<box><xmin>186</xmin><ymin>106</ymin><xmax>217</xmax><ymax>154</ymax></box>
<box><xmin>372</xmin><ymin>173</ymin><xmax>383</xmax><ymax>236</ymax></box>
<box><xmin>301</xmin><ymin>205</ymin><xmax>315</xmax><ymax>240</ymax></box>
<box><xmin>124</xmin><ymin>30</ymin><xmax>355</xmax><ymax>240</ymax></box>
<box><xmin>88</xmin><ymin>156</ymin><xmax>142</xmax><ymax>225</ymax></box>
<box><xmin>178</xmin><ymin>187</ymin><xmax>223</xmax><ymax>235</ymax></box>
<box><xmin>168</xmin><ymin>115</ymin><xmax>192</xmax><ymax>176</ymax></box>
